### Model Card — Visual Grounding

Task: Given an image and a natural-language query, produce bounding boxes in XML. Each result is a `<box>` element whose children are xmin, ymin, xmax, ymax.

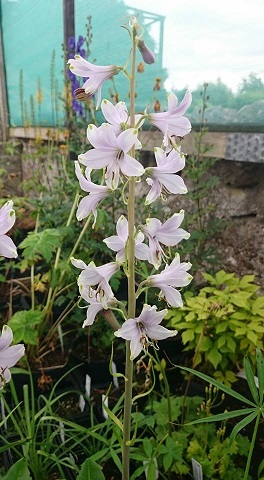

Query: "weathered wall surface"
<box><xmin>140</xmin><ymin>148</ymin><xmax>264</xmax><ymax>290</ymax></box>
<box><xmin>196</xmin><ymin>160</ymin><xmax>264</xmax><ymax>290</ymax></box>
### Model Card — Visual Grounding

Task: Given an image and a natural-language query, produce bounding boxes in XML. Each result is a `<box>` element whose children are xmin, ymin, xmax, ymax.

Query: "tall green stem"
<box><xmin>122</xmin><ymin>23</ymin><xmax>137</xmax><ymax>480</ymax></box>
<box><xmin>31</xmin><ymin>201</ymin><xmax>41</xmax><ymax>310</ymax></box>
<box><xmin>243</xmin><ymin>411</ymin><xmax>260</xmax><ymax>480</ymax></box>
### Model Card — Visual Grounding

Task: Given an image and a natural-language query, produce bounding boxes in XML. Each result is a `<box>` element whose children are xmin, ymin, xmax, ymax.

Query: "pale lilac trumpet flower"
<box><xmin>78</xmin><ymin>123</ymin><xmax>144</xmax><ymax>189</ymax></box>
<box><xmin>74</xmin><ymin>161</ymin><xmax>111</xmax><ymax>223</ymax></box>
<box><xmin>101</xmin><ymin>99</ymin><xmax>145</xmax><ymax>143</ymax></box>
<box><xmin>67</xmin><ymin>55</ymin><xmax>122</xmax><ymax>108</ymax></box>
<box><xmin>147</xmin><ymin>254</ymin><xmax>192</xmax><ymax>307</ymax></box>
<box><xmin>143</xmin><ymin>211</ymin><xmax>190</xmax><ymax>269</ymax></box>
<box><xmin>0</xmin><ymin>325</ymin><xmax>25</xmax><ymax>388</ymax></box>
<box><xmin>103</xmin><ymin>215</ymin><xmax>149</xmax><ymax>264</ymax></box>
<box><xmin>71</xmin><ymin>257</ymin><xmax>119</xmax><ymax>308</ymax></box>
<box><xmin>148</xmin><ymin>91</ymin><xmax>192</xmax><ymax>149</ymax></box>
<box><xmin>145</xmin><ymin>147</ymin><xmax>187</xmax><ymax>204</ymax></box>
<box><xmin>114</xmin><ymin>304</ymin><xmax>176</xmax><ymax>360</ymax></box>
<box><xmin>0</xmin><ymin>200</ymin><xmax>18</xmax><ymax>258</ymax></box>
<box><xmin>78</xmin><ymin>284</ymin><xmax>117</xmax><ymax>328</ymax></box>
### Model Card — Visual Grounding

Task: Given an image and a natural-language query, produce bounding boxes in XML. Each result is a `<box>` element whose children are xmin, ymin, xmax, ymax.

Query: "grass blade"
<box><xmin>175</xmin><ymin>365</ymin><xmax>256</xmax><ymax>407</ymax></box>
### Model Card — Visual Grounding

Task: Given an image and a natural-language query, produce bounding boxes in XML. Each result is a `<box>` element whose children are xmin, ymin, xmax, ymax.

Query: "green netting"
<box><xmin>1</xmin><ymin>0</ymin><xmax>263</xmax><ymax>129</ymax></box>
<box><xmin>1</xmin><ymin>0</ymin><xmax>64</xmax><ymax>127</ymax></box>
<box><xmin>74</xmin><ymin>0</ymin><xmax>167</xmax><ymax>122</ymax></box>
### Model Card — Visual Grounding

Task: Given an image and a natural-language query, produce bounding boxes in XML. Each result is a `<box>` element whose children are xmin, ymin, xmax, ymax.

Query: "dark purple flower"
<box><xmin>77</xmin><ymin>35</ymin><xmax>84</xmax><ymax>49</ymax></box>
<box><xmin>68</xmin><ymin>36</ymin><xmax>75</xmax><ymax>51</ymax></box>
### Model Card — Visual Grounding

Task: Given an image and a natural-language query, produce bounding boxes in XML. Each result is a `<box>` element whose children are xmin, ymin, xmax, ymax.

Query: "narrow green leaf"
<box><xmin>257</xmin><ymin>456</ymin><xmax>264</xmax><ymax>478</ymax></box>
<box><xmin>102</xmin><ymin>398</ymin><xmax>123</xmax><ymax>431</ymax></box>
<box><xmin>244</xmin><ymin>355</ymin><xmax>260</xmax><ymax>405</ymax></box>
<box><xmin>175</xmin><ymin>365</ymin><xmax>256</xmax><ymax>406</ymax></box>
<box><xmin>185</xmin><ymin>408</ymin><xmax>255</xmax><ymax>426</ymax></box>
<box><xmin>229</xmin><ymin>410</ymin><xmax>258</xmax><ymax>445</ymax></box>
<box><xmin>256</xmin><ymin>348</ymin><xmax>264</xmax><ymax>404</ymax></box>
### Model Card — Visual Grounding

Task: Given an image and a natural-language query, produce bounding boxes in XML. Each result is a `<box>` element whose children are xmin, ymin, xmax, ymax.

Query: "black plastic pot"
<box><xmin>69</xmin><ymin>336</ymin><xmax>125</xmax><ymax>389</ymax></box>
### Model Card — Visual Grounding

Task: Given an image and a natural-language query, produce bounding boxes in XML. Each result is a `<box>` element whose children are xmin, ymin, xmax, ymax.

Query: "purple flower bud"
<box><xmin>136</xmin><ymin>38</ymin><xmax>155</xmax><ymax>65</ymax></box>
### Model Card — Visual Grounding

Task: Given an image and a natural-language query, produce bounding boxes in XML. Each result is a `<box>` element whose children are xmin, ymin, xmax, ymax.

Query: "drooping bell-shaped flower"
<box><xmin>78</xmin><ymin>283</ymin><xmax>117</xmax><ymax>328</ymax></box>
<box><xmin>74</xmin><ymin>161</ymin><xmax>111</xmax><ymax>223</ymax></box>
<box><xmin>148</xmin><ymin>254</ymin><xmax>192</xmax><ymax>307</ymax></box>
<box><xmin>71</xmin><ymin>257</ymin><xmax>119</xmax><ymax>308</ymax></box>
<box><xmin>78</xmin><ymin>123</ymin><xmax>144</xmax><ymax>189</ymax></box>
<box><xmin>103</xmin><ymin>215</ymin><xmax>149</xmax><ymax>264</ymax></box>
<box><xmin>0</xmin><ymin>201</ymin><xmax>18</xmax><ymax>259</ymax></box>
<box><xmin>145</xmin><ymin>147</ymin><xmax>187</xmax><ymax>204</ymax></box>
<box><xmin>67</xmin><ymin>55</ymin><xmax>122</xmax><ymax>108</ymax></box>
<box><xmin>148</xmin><ymin>91</ymin><xmax>192</xmax><ymax>149</ymax></box>
<box><xmin>0</xmin><ymin>325</ymin><xmax>25</xmax><ymax>388</ymax></box>
<box><xmin>136</xmin><ymin>38</ymin><xmax>155</xmax><ymax>65</ymax></box>
<box><xmin>114</xmin><ymin>304</ymin><xmax>176</xmax><ymax>360</ymax></box>
<box><xmin>143</xmin><ymin>211</ymin><xmax>190</xmax><ymax>269</ymax></box>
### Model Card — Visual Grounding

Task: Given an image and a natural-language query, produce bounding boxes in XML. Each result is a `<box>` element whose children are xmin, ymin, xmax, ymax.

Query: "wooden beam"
<box><xmin>8</xmin><ymin>127</ymin><xmax>264</xmax><ymax>164</ymax></box>
<box><xmin>0</xmin><ymin>23</ymin><xmax>9</xmax><ymax>141</ymax></box>
<box><xmin>63</xmin><ymin>0</ymin><xmax>75</xmax><ymax>56</ymax></box>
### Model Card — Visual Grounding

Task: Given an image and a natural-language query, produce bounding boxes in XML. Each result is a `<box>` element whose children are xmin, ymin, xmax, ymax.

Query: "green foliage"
<box><xmin>178</xmin><ymin>348</ymin><xmax>264</xmax><ymax>480</ymax></box>
<box><xmin>0</xmin><ymin>459</ymin><xmax>32</xmax><ymax>480</ymax></box>
<box><xmin>19</xmin><ymin>228</ymin><xmax>63</xmax><ymax>266</ymax></box>
<box><xmin>166</xmin><ymin>270</ymin><xmax>264</xmax><ymax>383</ymax></box>
<box><xmin>76</xmin><ymin>458</ymin><xmax>105</xmax><ymax>480</ymax></box>
<box><xmin>132</xmin><ymin>392</ymin><xmax>250</xmax><ymax>479</ymax></box>
<box><xmin>8</xmin><ymin>310</ymin><xmax>43</xmax><ymax>344</ymax></box>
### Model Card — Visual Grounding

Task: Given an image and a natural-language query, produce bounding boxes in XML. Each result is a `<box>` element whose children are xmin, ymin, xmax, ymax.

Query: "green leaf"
<box><xmin>76</xmin><ymin>458</ymin><xmax>105</xmax><ymax>480</ymax></box>
<box><xmin>231</xmin><ymin>292</ymin><xmax>250</xmax><ymax>308</ymax></box>
<box><xmin>1</xmin><ymin>458</ymin><xmax>32</xmax><ymax>480</ymax></box>
<box><xmin>248</xmin><ymin>322</ymin><xmax>264</xmax><ymax>333</ymax></box>
<box><xmin>256</xmin><ymin>348</ymin><xmax>264</xmax><ymax>404</ymax></box>
<box><xmin>258</xmin><ymin>457</ymin><xmax>264</xmax><ymax>479</ymax></box>
<box><xmin>188</xmin><ymin>408</ymin><xmax>255</xmax><ymax>425</ymax></box>
<box><xmin>247</xmin><ymin>330</ymin><xmax>259</xmax><ymax>345</ymax></box>
<box><xmin>202</xmin><ymin>272</ymin><xmax>217</xmax><ymax>284</ymax></box>
<box><xmin>244</xmin><ymin>355</ymin><xmax>260</xmax><ymax>404</ymax></box>
<box><xmin>229</xmin><ymin>410</ymin><xmax>258</xmax><ymax>445</ymax></box>
<box><xmin>19</xmin><ymin>228</ymin><xmax>62</xmax><ymax>263</ymax></box>
<box><xmin>226</xmin><ymin>335</ymin><xmax>236</xmax><ymax>353</ymax></box>
<box><xmin>147</xmin><ymin>459</ymin><xmax>158</xmax><ymax>480</ymax></box>
<box><xmin>207</xmin><ymin>347</ymin><xmax>222</xmax><ymax>368</ymax></box>
<box><xmin>215</xmin><ymin>270</ymin><xmax>235</xmax><ymax>285</ymax></box>
<box><xmin>199</xmin><ymin>337</ymin><xmax>212</xmax><ymax>352</ymax></box>
<box><xmin>175</xmin><ymin>365</ymin><xmax>256</xmax><ymax>406</ymax></box>
<box><xmin>143</xmin><ymin>438</ymin><xmax>153</xmax><ymax>458</ymax></box>
<box><xmin>8</xmin><ymin>310</ymin><xmax>43</xmax><ymax>344</ymax></box>
<box><xmin>181</xmin><ymin>329</ymin><xmax>195</xmax><ymax>344</ymax></box>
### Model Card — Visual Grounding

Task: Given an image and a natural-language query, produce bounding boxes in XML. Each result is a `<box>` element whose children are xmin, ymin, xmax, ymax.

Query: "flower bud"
<box><xmin>136</xmin><ymin>38</ymin><xmax>155</xmax><ymax>64</ymax></box>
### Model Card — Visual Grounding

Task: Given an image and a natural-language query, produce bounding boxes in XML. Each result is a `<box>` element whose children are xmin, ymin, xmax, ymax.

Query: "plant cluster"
<box><xmin>166</xmin><ymin>270</ymin><xmax>264</xmax><ymax>385</ymax></box>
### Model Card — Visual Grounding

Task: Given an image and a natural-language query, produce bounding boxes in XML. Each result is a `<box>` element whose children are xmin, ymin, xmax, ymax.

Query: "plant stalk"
<box><xmin>243</xmin><ymin>411</ymin><xmax>260</xmax><ymax>480</ymax></box>
<box><xmin>122</xmin><ymin>20</ymin><xmax>137</xmax><ymax>480</ymax></box>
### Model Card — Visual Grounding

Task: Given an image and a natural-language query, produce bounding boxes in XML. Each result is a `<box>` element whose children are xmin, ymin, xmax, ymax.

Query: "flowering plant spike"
<box><xmin>69</xmin><ymin>15</ymin><xmax>192</xmax><ymax>479</ymax></box>
<box><xmin>0</xmin><ymin>200</ymin><xmax>18</xmax><ymax>258</ymax></box>
<box><xmin>0</xmin><ymin>325</ymin><xmax>25</xmax><ymax>388</ymax></box>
